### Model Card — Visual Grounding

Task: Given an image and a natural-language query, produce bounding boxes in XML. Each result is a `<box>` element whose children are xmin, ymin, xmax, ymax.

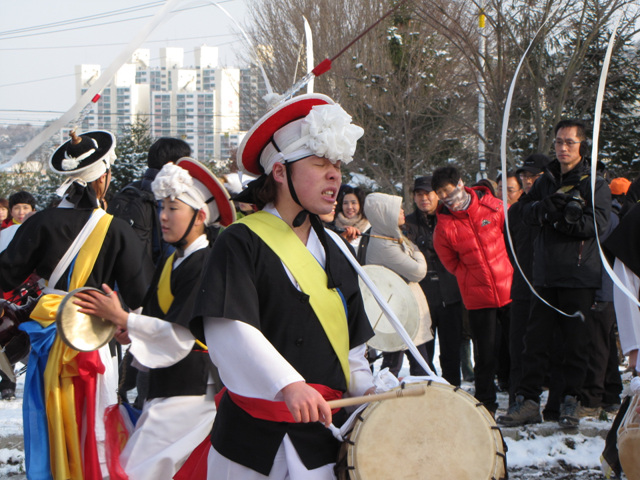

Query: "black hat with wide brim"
<box><xmin>50</xmin><ymin>131</ymin><xmax>115</xmax><ymax>175</ymax></box>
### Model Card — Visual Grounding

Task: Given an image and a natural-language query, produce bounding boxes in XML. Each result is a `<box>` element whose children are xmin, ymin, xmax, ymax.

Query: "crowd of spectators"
<box><xmin>324</xmin><ymin>118</ymin><xmax>634</xmax><ymax>430</ymax></box>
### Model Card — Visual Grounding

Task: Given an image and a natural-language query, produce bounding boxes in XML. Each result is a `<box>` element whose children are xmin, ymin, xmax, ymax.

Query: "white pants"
<box><xmin>121</xmin><ymin>385</ymin><xmax>217</xmax><ymax>480</ymax></box>
<box><xmin>207</xmin><ymin>434</ymin><xmax>336</xmax><ymax>480</ymax></box>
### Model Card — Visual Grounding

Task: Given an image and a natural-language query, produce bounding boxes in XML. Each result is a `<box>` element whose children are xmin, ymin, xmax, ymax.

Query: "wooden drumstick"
<box><xmin>327</xmin><ymin>384</ymin><xmax>426</xmax><ymax>409</ymax></box>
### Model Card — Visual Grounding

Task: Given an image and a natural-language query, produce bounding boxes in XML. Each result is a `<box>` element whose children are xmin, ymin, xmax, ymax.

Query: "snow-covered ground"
<box><xmin>0</xmin><ymin>360</ymin><xmax>618</xmax><ymax>479</ymax></box>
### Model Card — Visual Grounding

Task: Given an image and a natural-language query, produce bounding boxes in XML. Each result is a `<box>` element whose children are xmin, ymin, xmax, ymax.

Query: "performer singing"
<box><xmin>0</xmin><ymin>130</ymin><xmax>148</xmax><ymax>480</ymax></box>
<box><xmin>75</xmin><ymin>157</ymin><xmax>236</xmax><ymax>479</ymax></box>
<box><xmin>189</xmin><ymin>94</ymin><xmax>376</xmax><ymax>479</ymax></box>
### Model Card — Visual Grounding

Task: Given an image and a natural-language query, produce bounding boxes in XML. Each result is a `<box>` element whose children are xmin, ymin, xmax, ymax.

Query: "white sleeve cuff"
<box><xmin>127</xmin><ymin>312</ymin><xmax>195</xmax><ymax>368</ymax></box>
<box><xmin>347</xmin><ymin>344</ymin><xmax>375</xmax><ymax>397</ymax></box>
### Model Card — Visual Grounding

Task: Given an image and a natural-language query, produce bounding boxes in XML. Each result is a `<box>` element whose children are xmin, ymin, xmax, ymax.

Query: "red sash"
<box><xmin>215</xmin><ymin>384</ymin><xmax>343</xmax><ymax>423</ymax></box>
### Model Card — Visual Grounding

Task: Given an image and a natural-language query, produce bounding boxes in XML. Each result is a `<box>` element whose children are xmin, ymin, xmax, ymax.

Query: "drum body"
<box><xmin>618</xmin><ymin>394</ymin><xmax>640</xmax><ymax>480</ymax></box>
<box><xmin>358</xmin><ymin>265</ymin><xmax>419</xmax><ymax>352</ymax></box>
<box><xmin>337</xmin><ymin>382</ymin><xmax>506</xmax><ymax>480</ymax></box>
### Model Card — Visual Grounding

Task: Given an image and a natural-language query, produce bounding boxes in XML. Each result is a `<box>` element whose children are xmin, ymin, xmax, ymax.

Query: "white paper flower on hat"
<box><xmin>151</xmin><ymin>163</ymin><xmax>194</xmax><ymax>201</ymax></box>
<box><xmin>302</xmin><ymin>104</ymin><xmax>364</xmax><ymax>164</ymax></box>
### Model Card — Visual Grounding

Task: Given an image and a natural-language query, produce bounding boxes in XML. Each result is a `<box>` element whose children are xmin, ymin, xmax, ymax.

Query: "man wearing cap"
<box><xmin>498</xmin><ymin>119</ymin><xmax>611</xmax><ymax>428</ymax></box>
<box><xmin>403</xmin><ymin>176</ymin><xmax>463</xmax><ymax>386</ymax></box>
<box><xmin>0</xmin><ymin>130</ymin><xmax>149</xmax><ymax>479</ymax></box>
<box><xmin>189</xmin><ymin>94</ymin><xmax>376</xmax><ymax>479</ymax></box>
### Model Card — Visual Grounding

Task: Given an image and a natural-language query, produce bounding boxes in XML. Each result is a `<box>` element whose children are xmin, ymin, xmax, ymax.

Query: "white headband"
<box><xmin>151</xmin><ymin>163</ymin><xmax>219</xmax><ymax>226</ymax></box>
<box><xmin>55</xmin><ymin>149</ymin><xmax>116</xmax><ymax>198</ymax></box>
<box><xmin>259</xmin><ymin>103</ymin><xmax>364</xmax><ymax>174</ymax></box>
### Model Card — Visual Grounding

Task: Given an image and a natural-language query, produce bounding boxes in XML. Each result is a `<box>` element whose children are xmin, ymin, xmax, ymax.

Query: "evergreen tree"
<box><xmin>110</xmin><ymin>118</ymin><xmax>153</xmax><ymax>194</ymax></box>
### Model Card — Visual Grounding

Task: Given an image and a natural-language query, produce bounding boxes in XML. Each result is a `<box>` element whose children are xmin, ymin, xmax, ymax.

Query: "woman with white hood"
<box><xmin>75</xmin><ymin>158</ymin><xmax>236</xmax><ymax>479</ymax></box>
<box><xmin>363</xmin><ymin>192</ymin><xmax>434</xmax><ymax>377</ymax></box>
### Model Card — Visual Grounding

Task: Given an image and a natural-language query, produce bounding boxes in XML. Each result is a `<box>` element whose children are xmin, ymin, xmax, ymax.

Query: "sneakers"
<box><xmin>497</xmin><ymin>395</ymin><xmax>542</xmax><ymax>427</ymax></box>
<box><xmin>559</xmin><ymin>395</ymin><xmax>579</xmax><ymax>427</ymax></box>
<box><xmin>577</xmin><ymin>404</ymin><xmax>602</xmax><ymax>418</ymax></box>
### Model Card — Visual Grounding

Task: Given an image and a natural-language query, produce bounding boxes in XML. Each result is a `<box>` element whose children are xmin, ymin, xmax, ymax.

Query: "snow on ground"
<box><xmin>0</xmin><ymin>368</ymin><xmax>25</xmax><ymax>478</ymax></box>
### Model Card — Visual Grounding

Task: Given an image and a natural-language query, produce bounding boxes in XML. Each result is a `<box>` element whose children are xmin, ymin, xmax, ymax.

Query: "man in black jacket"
<box><xmin>498</xmin><ymin>119</ymin><xmax>610</xmax><ymax>428</ymax></box>
<box><xmin>404</xmin><ymin>176</ymin><xmax>463</xmax><ymax>386</ymax></box>
<box><xmin>507</xmin><ymin>154</ymin><xmax>550</xmax><ymax>409</ymax></box>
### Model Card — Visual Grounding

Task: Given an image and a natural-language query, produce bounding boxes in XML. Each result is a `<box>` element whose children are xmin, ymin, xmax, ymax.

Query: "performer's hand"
<box><xmin>114</xmin><ymin>327</ymin><xmax>131</xmax><ymax>345</ymax></box>
<box><xmin>74</xmin><ymin>284</ymin><xmax>129</xmax><ymax>329</ymax></box>
<box><xmin>340</xmin><ymin>226</ymin><xmax>360</xmax><ymax>242</ymax></box>
<box><xmin>281</xmin><ymin>381</ymin><xmax>333</xmax><ymax>427</ymax></box>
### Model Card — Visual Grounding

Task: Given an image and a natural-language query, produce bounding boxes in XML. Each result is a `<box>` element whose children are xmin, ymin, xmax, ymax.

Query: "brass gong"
<box><xmin>56</xmin><ymin>287</ymin><xmax>116</xmax><ymax>352</ymax></box>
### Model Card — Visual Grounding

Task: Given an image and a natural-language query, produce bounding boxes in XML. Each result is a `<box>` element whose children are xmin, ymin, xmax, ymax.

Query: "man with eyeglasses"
<box><xmin>497</xmin><ymin>119</ymin><xmax>610</xmax><ymax>429</ymax></box>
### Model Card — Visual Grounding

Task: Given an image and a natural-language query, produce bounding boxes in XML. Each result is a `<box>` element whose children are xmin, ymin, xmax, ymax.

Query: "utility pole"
<box><xmin>477</xmin><ymin>4</ymin><xmax>488</xmax><ymax>180</ymax></box>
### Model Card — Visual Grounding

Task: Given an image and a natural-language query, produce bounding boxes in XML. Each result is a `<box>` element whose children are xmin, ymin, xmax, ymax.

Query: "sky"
<box><xmin>0</xmin><ymin>0</ymin><xmax>250</xmax><ymax>127</ymax></box>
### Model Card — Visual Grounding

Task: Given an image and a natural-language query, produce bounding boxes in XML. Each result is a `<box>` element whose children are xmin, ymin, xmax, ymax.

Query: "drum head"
<box><xmin>56</xmin><ymin>287</ymin><xmax>116</xmax><ymax>352</ymax></box>
<box><xmin>346</xmin><ymin>382</ymin><xmax>505</xmax><ymax>480</ymax></box>
<box><xmin>359</xmin><ymin>265</ymin><xmax>419</xmax><ymax>352</ymax></box>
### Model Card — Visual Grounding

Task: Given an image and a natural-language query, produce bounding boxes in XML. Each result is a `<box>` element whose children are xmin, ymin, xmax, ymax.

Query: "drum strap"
<box><xmin>238</xmin><ymin>211</ymin><xmax>350</xmax><ymax>386</ymax></box>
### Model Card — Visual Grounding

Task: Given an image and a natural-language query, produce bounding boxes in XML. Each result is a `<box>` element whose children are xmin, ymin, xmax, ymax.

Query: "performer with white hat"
<box><xmin>189</xmin><ymin>94</ymin><xmax>376</xmax><ymax>479</ymax></box>
<box><xmin>75</xmin><ymin>157</ymin><xmax>236</xmax><ymax>479</ymax></box>
<box><xmin>0</xmin><ymin>130</ymin><xmax>149</xmax><ymax>479</ymax></box>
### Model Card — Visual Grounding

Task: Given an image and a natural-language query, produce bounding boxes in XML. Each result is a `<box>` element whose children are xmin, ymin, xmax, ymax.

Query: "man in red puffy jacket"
<box><xmin>432</xmin><ymin>166</ymin><xmax>513</xmax><ymax>415</ymax></box>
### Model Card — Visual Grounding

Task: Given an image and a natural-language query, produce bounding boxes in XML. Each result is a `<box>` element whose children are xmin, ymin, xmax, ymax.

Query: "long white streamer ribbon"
<box><xmin>208</xmin><ymin>1</ymin><xmax>274</xmax><ymax>98</ymax></box>
<box><xmin>3</xmin><ymin>0</ymin><xmax>186</xmax><ymax>172</ymax></box>
<box><xmin>589</xmin><ymin>17</ymin><xmax>640</xmax><ymax>308</ymax></box>
<box><xmin>499</xmin><ymin>18</ymin><xmax>583</xmax><ymax>318</ymax></box>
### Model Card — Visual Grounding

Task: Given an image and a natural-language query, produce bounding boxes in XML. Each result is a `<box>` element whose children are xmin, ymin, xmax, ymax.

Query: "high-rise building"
<box><xmin>77</xmin><ymin>46</ymin><xmax>247</xmax><ymax>164</ymax></box>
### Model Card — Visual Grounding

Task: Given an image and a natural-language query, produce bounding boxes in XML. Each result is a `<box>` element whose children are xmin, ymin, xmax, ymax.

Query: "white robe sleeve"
<box><xmin>127</xmin><ymin>312</ymin><xmax>195</xmax><ymax>369</ymax></box>
<box><xmin>347</xmin><ymin>343</ymin><xmax>375</xmax><ymax>397</ymax></box>
<box><xmin>613</xmin><ymin>258</ymin><xmax>640</xmax><ymax>368</ymax></box>
<box><xmin>204</xmin><ymin>317</ymin><xmax>304</xmax><ymax>400</ymax></box>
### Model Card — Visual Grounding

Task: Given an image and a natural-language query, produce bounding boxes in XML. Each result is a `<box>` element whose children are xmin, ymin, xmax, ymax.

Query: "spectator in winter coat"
<box><xmin>364</xmin><ymin>192</ymin><xmax>433</xmax><ymax>377</ymax></box>
<box><xmin>433</xmin><ymin>166</ymin><xmax>513</xmax><ymax>415</ymax></box>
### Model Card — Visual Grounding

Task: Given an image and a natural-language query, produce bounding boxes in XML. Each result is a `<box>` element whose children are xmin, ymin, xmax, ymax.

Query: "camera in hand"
<box><xmin>563</xmin><ymin>190</ymin><xmax>585</xmax><ymax>224</ymax></box>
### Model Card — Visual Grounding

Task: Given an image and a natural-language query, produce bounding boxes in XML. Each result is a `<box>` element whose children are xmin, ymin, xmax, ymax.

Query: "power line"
<box><xmin>0</xmin><ymin>2</ymin><xmax>163</xmax><ymax>37</ymax></box>
<box><xmin>0</xmin><ymin>1</ymin><xmax>234</xmax><ymax>41</ymax></box>
<box><xmin>0</xmin><ymin>33</ymin><xmax>238</xmax><ymax>51</ymax></box>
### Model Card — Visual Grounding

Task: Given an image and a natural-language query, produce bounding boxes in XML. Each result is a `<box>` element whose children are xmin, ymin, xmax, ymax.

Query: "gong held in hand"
<box><xmin>56</xmin><ymin>287</ymin><xmax>116</xmax><ymax>352</ymax></box>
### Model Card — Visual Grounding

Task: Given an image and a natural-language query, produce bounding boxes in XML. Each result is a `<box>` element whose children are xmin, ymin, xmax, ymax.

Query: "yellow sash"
<box><xmin>157</xmin><ymin>253</ymin><xmax>175</xmax><ymax>315</ymax></box>
<box><xmin>238</xmin><ymin>211</ymin><xmax>350</xmax><ymax>386</ymax></box>
<box><xmin>30</xmin><ymin>210</ymin><xmax>113</xmax><ymax>480</ymax></box>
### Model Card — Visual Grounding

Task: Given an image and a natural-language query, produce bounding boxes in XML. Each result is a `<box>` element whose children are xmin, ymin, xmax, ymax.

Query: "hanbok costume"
<box><xmin>189</xmin><ymin>94</ymin><xmax>376</xmax><ymax>479</ymax></box>
<box><xmin>118</xmin><ymin>158</ymin><xmax>236</xmax><ymax>480</ymax></box>
<box><xmin>0</xmin><ymin>131</ymin><xmax>148</xmax><ymax>480</ymax></box>
<box><xmin>604</xmin><ymin>204</ymin><xmax>640</xmax><ymax>371</ymax></box>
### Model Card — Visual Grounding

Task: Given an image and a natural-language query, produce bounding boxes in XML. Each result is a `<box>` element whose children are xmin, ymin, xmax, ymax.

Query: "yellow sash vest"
<box><xmin>238</xmin><ymin>211</ymin><xmax>350</xmax><ymax>386</ymax></box>
<box><xmin>157</xmin><ymin>252</ymin><xmax>176</xmax><ymax>315</ymax></box>
<box><xmin>30</xmin><ymin>210</ymin><xmax>113</xmax><ymax>480</ymax></box>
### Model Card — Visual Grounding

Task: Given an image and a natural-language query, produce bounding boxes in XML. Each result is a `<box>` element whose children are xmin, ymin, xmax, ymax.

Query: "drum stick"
<box><xmin>327</xmin><ymin>385</ymin><xmax>425</xmax><ymax>409</ymax></box>
<box><xmin>359</xmin><ymin>232</ymin><xmax>403</xmax><ymax>244</ymax></box>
